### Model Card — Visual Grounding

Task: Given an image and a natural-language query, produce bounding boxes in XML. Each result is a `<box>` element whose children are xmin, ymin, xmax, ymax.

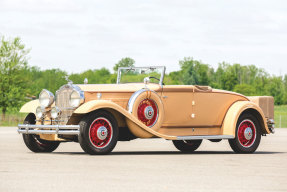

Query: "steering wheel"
<box><xmin>148</xmin><ymin>76</ymin><xmax>165</xmax><ymax>85</ymax></box>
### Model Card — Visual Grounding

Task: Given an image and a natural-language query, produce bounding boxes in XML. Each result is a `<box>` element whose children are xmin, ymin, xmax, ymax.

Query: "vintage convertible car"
<box><xmin>18</xmin><ymin>66</ymin><xmax>275</xmax><ymax>154</ymax></box>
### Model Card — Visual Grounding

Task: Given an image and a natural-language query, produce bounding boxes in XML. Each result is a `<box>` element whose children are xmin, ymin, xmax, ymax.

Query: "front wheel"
<box><xmin>172</xmin><ymin>140</ymin><xmax>202</xmax><ymax>153</ymax></box>
<box><xmin>228</xmin><ymin>113</ymin><xmax>261</xmax><ymax>153</ymax></box>
<box><xmin>22</xmin><ymin>113</ymin><xmax>60</xmax><ymax>153</ymax></box>
<box><xmin>23</xmin><ymin>134</ymin><xmax>60</xmax><ymax>153</ymax></box>
<box><xmin>79</xmin><ymin>110</ymin><xmax>119</xmax><ymax>155</ymax></box>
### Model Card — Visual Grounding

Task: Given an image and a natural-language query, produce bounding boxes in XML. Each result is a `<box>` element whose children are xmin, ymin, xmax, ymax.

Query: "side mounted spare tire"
<box><xmin>126</xmin><ymin>89</ymin><xmax>164</xmax><ymax>138</ymax></box>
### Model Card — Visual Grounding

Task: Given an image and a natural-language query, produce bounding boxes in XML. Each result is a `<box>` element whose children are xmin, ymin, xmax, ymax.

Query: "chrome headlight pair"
<box><xmin>36</xmin><ymin>106</ymin><xmax>45</xmax><ymax>119</ymax></box>
<box><xmin>51</xmin><ymin>106</ymin><xmax>61</xmax><ymax>119</ymax></box>
<box><xmin>36</xmin><ymin>89</ymin><xmax>55</xmax><ymax>119</ymax></box>
<box><xmin>70</xmin><ymin>89</ymin><xmax>85</xmax><ymax>108</ymax></box>
<box><xmin>50</xmin><ymin>89</ymin><xmax>84</xmax><ymax>119</ymax></box>
<box><xmin>37</xmin><ymin>89</ymin><xmax>58</xmax><ymax>119</ymax></box>
<box><xmin>36</xmin><ymin>106</ymin><xmax>60</xmax><ymax>119</ymax></box>
<box><xmin>37</xmin><ymin>87</ymin><xmax>84</xmax><ymax>119</ymax></box>
<box><xmin>39</xmin><ymin>89</ymin><xmax>54</xmax><ymax>108</ymax></box>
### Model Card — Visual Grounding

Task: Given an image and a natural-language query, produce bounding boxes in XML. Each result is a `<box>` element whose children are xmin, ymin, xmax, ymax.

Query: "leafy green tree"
<box><xmin>3</xmin><ymin>45</ymin><xmax>287</xmax><ymax>116</ymax></box>
<box><xmin>222</xmin><ymin>71</ymin><xmax>238</xmax><ymax>91</ymax></box>
<box><xmin>212</xmin><ymin>63</ymin><xmax>224</xmax><ymax>89</ymax></box>
<box><xmin>215</xmin><ymin>62</ymin><xmax>238</xmax><ymax>91</ymax></box>
<box><xmin>70</xmin><ymin>68</ymin><xmax>112</xmax><ymax>84</ymax></box>
<box><xmin>179</xmin><ymin>57</ymin><xmax>199</xmax><ymax>85</ymax></box>
<box><xmin>0</xmin><ymin>36</ymin><xmax>30</xmax><ymax>119</ymax></box>
<box><xmin>113</xmin><ymin>57</ymin><xmax>135</xmax><ymax>73</ymax></box>
<box><xmin>233</xmin><ymin>84</ymin><xmax>256</xmax><ymax>96</ymax></box>
<box><xmin>38</xmin><ymin>69</ymin><xmax>67</xmax><ymax>93</ymax></box>
<box><xmin>267</xmin><ymin>77</ymin><xmax>284</xmax><ymax>105</ymax></box>
<box><xmin>179</xmin><ymin>57</ymin><xmax>211</xmax><ymax>85</ymax></box>
<box><xmin>282</xmin><ymin>75</ymin><xmax>287</xmax><ymax>105</ymax></box>
<box><xmin>166</xmin><ymin>71</ymin><xmax>184</xmax><ymax>85</ymax></box>
<box><xmin>252</xmin><ymin>69</ymin><xmax>269</xmax><ymax>96</ymax></box>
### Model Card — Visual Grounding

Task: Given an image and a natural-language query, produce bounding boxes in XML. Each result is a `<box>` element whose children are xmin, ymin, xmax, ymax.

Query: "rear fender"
<box><xmin>222</xmin><ymin>101</ymin><xmax>269</xmax><ymax>136</ymax></box>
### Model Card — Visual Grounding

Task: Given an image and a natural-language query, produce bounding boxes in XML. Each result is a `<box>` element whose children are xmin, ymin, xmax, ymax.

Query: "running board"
<box><xmin>176</xmin><ymin>135</ymin><xmax>234</xmax><ymax>140</ymax></box>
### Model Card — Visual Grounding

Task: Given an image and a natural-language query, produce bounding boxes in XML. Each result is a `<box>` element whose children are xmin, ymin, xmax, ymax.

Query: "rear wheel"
<box><xmin>172</xmin><ymin>140</ymin><xmax>202</xmax><ymax>153</ymax></box>
<box><xmin>228</xmin><ymin>113</ymin><xmax>261</xmax><ymax>153</ymax></box>
<box><xmin>22</xmin><ymin>113</ymin><xmax>60</xmax><ymax>153</ymax></box>
<box><xmin>79</xmin><ymin>110</ymin><xmax>119</xmax><ymax>155</ymax></box>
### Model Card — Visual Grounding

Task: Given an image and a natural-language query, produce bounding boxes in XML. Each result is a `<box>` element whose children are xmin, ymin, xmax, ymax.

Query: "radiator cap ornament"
<box><xmin>65</xmin><ymin>75</ymin><xmax>73</xmax><ymax>85</ymax></box>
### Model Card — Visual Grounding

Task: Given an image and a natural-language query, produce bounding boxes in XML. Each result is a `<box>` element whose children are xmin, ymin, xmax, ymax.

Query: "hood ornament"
<box><xmin>65</xmin><ymin>75</ymin><xmax>73</xmax><ymax>85</ymax></box>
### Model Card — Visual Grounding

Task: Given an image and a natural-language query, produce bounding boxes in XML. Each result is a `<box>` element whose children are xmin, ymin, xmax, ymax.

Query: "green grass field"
<box><xmin>0</xmin><ymin>112</ymin><xmax>27</xmax><ymax>127</ymax></box>
<box><xmin>274</xmin><ymin>105</ymin><xmax>287</xmax><ymax>128</ymax></box>
<box><xmin>1</xmin><ymin>105</ymin><xmax>287</xmax><ymax>127</ymax></box>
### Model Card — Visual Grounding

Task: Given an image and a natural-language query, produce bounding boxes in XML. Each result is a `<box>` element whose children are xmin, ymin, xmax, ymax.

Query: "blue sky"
<box><xmin>1</xmin><ymin>0</ymin><xmax>286</xmax><ymax>75</ymax></box>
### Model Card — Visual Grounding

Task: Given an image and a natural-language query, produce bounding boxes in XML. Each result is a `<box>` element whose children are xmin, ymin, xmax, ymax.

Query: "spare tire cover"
<box><xmin>128</xmin><ymin>89</ymin><xmax>164</xmax><ymax>132</ymax></box>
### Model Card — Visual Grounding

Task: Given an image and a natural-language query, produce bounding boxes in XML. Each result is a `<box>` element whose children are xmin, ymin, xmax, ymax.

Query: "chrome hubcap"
<box><xmin>144</xmin><ymin>106</ymin><xmax>154</xmax><ymax>120</ymax></box>
<box><xmin>244</xmin><ymin>127</ymin><xmax>253</xmax><ymax>140</ymax></box>
<box><xmin>97</xmin><ymin>126</ymin><xmax>108</xmax><ymax>140</ymax></box>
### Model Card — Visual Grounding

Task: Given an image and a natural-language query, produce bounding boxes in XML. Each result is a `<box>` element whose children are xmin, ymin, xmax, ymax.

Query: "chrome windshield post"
<box><xmin>160</xmin><ymin>66</ymin><xmax>166</xmax><ymax>87</ymax></box>
<box><xmin>116</xmin><ymin>68</ymin><xmax>121</xmax><ymax>84</ymax></box>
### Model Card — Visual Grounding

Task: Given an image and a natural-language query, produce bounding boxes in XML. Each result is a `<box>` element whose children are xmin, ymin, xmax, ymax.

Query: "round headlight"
<box><xmin>39</xmin><ymin>89</ymin><xmax>54</xmax><ymax>108</ymax></box>
<box><xmin>70</xmin><ymin>90</ymin><xmax>84</xmax><ymax>108</ymax></box>
<box><xmin>36</xmin><ymin>106</ymin><xmax>45</xmax><ymax>119</ymax></box>
<box><xmin>51</xmin><ymin>107</ymin><xmax>61</xmax><ymax>119</ymax></box>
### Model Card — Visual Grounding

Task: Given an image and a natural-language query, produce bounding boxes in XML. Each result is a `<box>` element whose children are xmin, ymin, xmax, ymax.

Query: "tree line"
<box><xmin>1</xmin><ymin>37</ymin><xmax>286</xmax><ymax>118</ymax></box>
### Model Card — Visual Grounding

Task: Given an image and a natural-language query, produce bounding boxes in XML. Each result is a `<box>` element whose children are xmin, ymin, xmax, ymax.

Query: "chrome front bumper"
<box><xmin>267</xmin><ymin>119</ymin><xmax>275</xmax><ymax>134</ymax></box>
<box><xmin>17</xmin><ymin>124</ymin><xmax>80</xmax><ymax>135</ymax></box>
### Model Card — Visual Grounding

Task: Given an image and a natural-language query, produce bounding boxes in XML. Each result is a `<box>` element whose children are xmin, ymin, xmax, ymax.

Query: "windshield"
<box><xmin>117</xmin><ymin>66</ymin><xmax>166</xmax><ymax>85</ymax></box>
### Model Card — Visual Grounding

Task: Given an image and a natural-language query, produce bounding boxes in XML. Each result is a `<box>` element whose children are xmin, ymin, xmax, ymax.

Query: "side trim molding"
<box><xmin>177</xmin><ymin>135</ymin><xmax>234</xmax><ymax>140</ymax></box>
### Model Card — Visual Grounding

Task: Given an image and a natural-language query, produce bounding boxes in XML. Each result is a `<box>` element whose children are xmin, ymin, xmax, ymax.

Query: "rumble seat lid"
<box><xmin>162</xmin><ymin>85</ymin><xmax>212</xmax><ymax>92</ymax></box>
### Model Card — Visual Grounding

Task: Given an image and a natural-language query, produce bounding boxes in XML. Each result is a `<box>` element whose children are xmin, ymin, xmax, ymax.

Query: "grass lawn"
<box><xmin>1</xmin><ymin>105</ymin><xmax>287</xmax><ymax>127</ymax></box>
<box><xmin>0</xmin><ymin>112</ymin><xmax>27</xmax><ymax>127</ymax></box>
<box><xmin>274</xmin><ymin>105</ymin><xmax>287</xmax><ymax>128</ymax></box>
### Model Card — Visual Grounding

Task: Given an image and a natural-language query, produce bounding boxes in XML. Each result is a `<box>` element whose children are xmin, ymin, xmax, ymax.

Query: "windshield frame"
<box><xmin>116</xmin><ymin>66</ymin><xmax>166</xmax><ymax>86</ymax></box>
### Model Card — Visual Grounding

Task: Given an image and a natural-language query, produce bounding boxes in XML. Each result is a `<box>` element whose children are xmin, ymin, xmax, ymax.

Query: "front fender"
<box><xmin>19</xmin><ymin>99</ymin><xmax>40</xmax><ymax>114</ymax></box>
<box><xmin>74</xmin><ymin>100</ymin><xmax>176</xmax><ymax>139</ymax></box>
<box><xmin>222</xmin><ymin>101</ymin><xmax>269</xmax><ymax>136</ymax></box>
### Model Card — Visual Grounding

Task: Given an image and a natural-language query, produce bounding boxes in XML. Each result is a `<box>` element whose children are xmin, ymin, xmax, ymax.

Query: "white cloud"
<box><xmin>0</xmin><ymin>0</ymin><xmax>286</xmax><ymax>75</ymax></box>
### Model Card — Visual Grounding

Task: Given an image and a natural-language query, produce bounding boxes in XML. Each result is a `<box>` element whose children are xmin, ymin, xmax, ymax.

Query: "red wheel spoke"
<box><xmin>137</xmin><ymin>99</ymin><xmax>158</xmax><ymax>127</ymax></box>
<box><xmin>237</xmin><ymin>119</ymin><xmax>256</xmax><ymax>148</ymax></box>
<box><xmin>89</xmin><ymin>118</ymin><xmax>113</xmax><ymax>148</ymax></box>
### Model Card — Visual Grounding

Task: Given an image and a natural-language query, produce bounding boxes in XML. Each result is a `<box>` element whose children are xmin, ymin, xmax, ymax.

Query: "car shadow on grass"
<box><xmin>52</xmin><ymin>151</ymin><xmax>284</xmax><ymax>156</ymax></box>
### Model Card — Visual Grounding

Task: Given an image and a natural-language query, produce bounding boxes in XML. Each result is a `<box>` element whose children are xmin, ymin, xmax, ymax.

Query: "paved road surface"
<box><xmin>0</xmin><ymin>127</ymin><xmax>286</xmax><ymax>192</ymax></box>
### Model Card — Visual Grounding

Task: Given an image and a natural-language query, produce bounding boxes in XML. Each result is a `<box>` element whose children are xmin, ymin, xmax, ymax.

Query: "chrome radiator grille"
<box><xmin>55</xmin><ymin>85</ymin><xmax>74</xmax><ymax>125</ymax></box>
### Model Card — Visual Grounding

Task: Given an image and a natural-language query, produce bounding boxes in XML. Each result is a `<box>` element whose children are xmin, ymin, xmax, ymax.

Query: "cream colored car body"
<box><xmin>19</xmin><ymin>81</ymin><xmax>274</xmax><ymax>142</ymax></box>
